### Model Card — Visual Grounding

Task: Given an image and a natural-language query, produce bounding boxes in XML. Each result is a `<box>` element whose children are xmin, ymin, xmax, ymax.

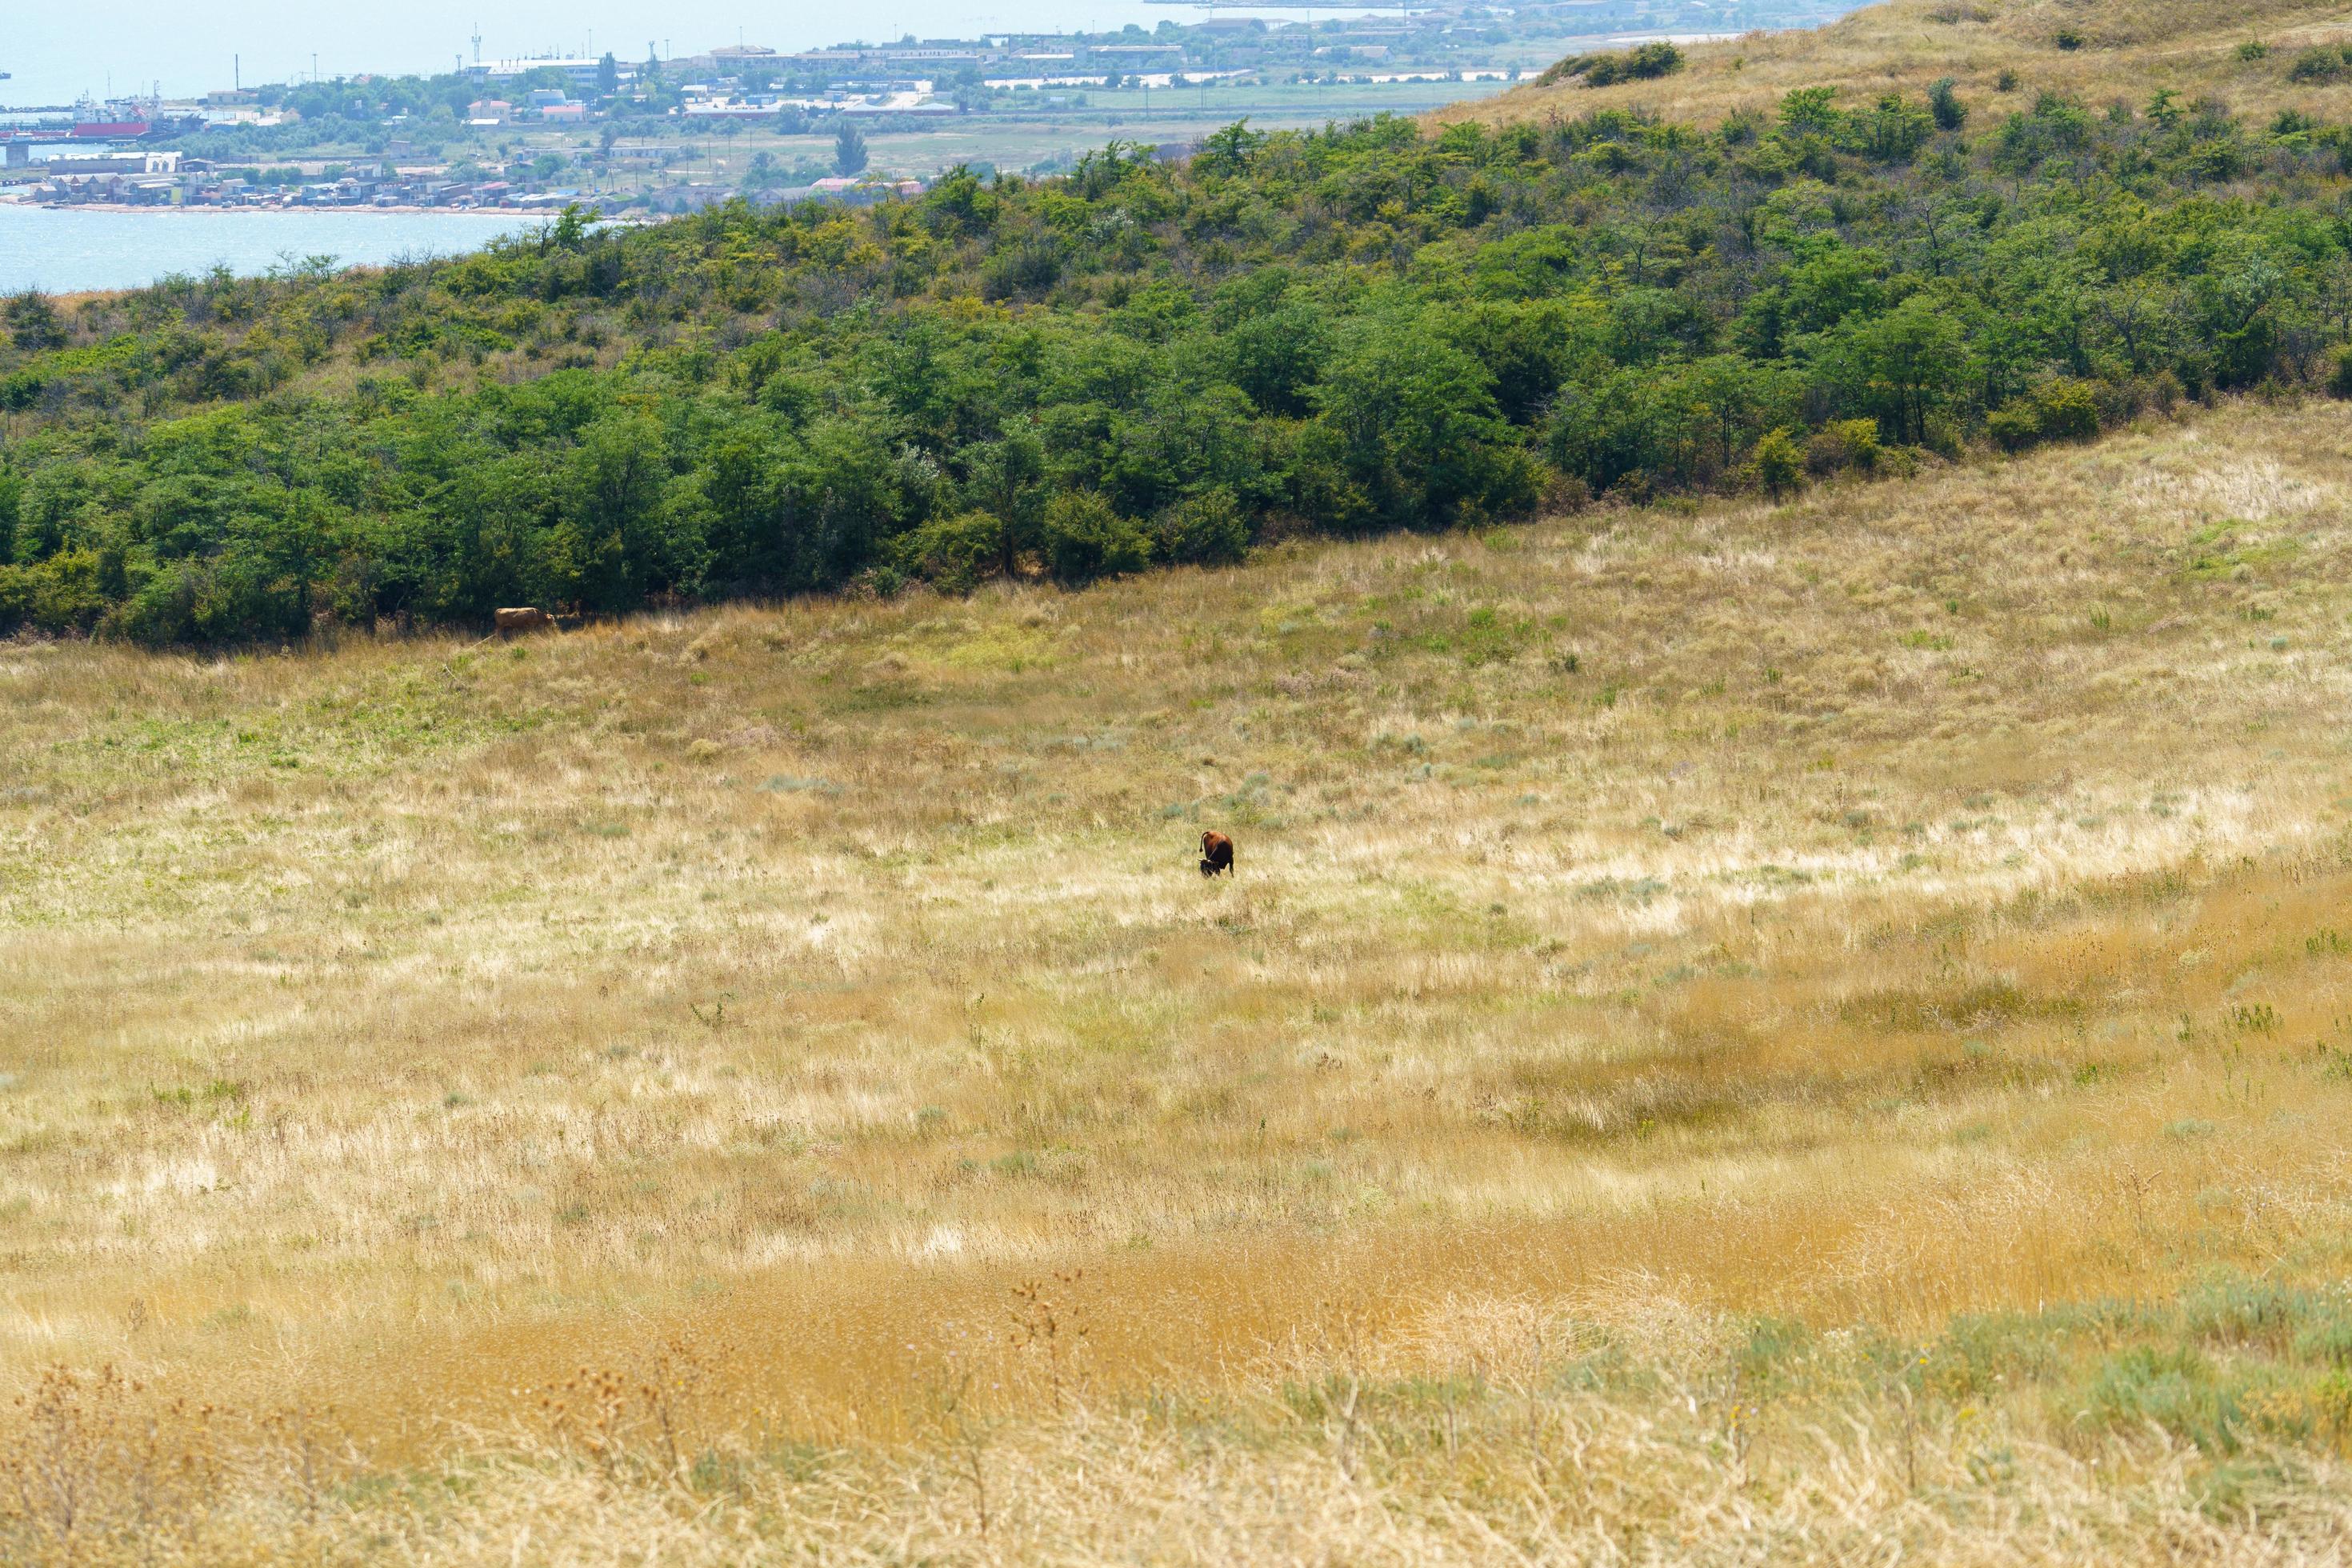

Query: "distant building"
<box><xmin>470</xmin><ymin>57</ymin><xmax>621</xmax><ymax>90</ymax></box>
<box><xmin>42</xmin><ymin>149</ymin><xmax>180</xmax><ymax>175</ymax></box>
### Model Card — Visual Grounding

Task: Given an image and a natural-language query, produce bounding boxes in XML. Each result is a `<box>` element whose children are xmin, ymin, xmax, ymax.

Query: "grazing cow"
<box><xmin>494</xmin><ymin>607</ymin><xmax>553</xmax><ymax>636</ymax></box>
<box><xmin>1200</xmin><ymin>830</ymin><xmax>1234</xmax><ymax>878</ymax></box>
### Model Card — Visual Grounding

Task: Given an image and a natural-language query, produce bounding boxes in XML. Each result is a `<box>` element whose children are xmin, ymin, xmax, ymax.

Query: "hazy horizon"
<box><xmin>3</xmin><ymin>0</ymin><xmax>1300</xmax><ymax>105</ymax></box>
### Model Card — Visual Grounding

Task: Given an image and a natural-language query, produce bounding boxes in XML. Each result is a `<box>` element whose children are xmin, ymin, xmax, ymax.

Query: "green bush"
<box><xmin>2290</xmin><ymin>46</ymin><xmax>2348</xmax><ymax>83</ymax></box>
<box><xmin>2083</xmin><ymin>1345</ymin><xmax>2249</xmax><ymax>1454</ymax></box>
<box><xmin>1834</xmin><ymin>417</ymin><xmax>1884</xmax><ymax>470</ymax></box>
<box><xmin>2033</xmin><ymin>379</ymin><xmax>2102</xmax><ymax>441</ymax></box>
<box><xmin>2</xmin><ymin>290</ymin><xmax>67</xmax><ymax>353</ymax></box>
<box><xmin>1929</xmin><ymin>77</ymin><xmax>1967</xmax><ymax>130</ymax></box>
<box><xmin>1987</xmin><ymin>402</ymin><xmax>2042</xmax><ymax>451</ymax></box>
<box><xmin>1752</xmin><ymin>428</ymin><xmax>1805</xmax><ymax>497</ymax></box>
<box><xmin>1543</xmin><ymin>41</ymin><xmax>1684</xmax><ymax>88</ymax></box>
<box><xmin>2327</xmin><ymin>346</ymin><xmax>2352</xmax><ymax>398</ymax></box>
<box><xmin>1039</xmin><ymin>490</ymin><xmax>1153</xmax><ymax>583</ymax></box>
<box><xmin>892</xmin><ymin>510</ymin><xmax>1008</xmax><ymax>593</ymax></box>
<box><xmin>1804</xmin><ymin>418</ymin><xmax>1882</xmax><ymax>474</ymax></box>
<box><xmin>20</xmin><ymin>548</ymin><xmax>110</xmax><ymax>634</ymax></box>
<box><xmin>1153</xmin><ymin>488</ymin><xmax>1252</xmax><ymax>566</ymax></box>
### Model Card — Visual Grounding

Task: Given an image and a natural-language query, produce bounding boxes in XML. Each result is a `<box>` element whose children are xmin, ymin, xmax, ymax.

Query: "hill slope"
<box><xmin>1446</xmin><ymin>0</ymin><xmax>2352</xmax><ymax>129</ymax></box>
<box><xmin>13</xmin><ymin>6</ymin><xmax>2352</xmax><ymax>646</ymax></box>
<box><xmin>9</xmin><ymin>397</ymin><xmax>2352</xmax><ymax>1558</ymax></box>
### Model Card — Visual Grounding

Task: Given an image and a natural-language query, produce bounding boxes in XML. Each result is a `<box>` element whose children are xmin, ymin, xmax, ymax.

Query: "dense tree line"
<box><xmin>8</xmin><ymin>84</ymin><xmax>2352</xmax><ymax>643</ymax></box>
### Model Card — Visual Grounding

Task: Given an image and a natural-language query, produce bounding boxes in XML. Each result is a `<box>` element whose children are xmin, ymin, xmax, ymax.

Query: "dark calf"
<box><xmin>1199</xmin><ymin>830</ymin><xmax>1234</xmax><ymax>877</ymax></box>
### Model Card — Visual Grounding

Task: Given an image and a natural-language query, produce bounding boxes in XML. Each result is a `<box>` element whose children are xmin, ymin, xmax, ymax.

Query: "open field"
<box><xmin>10</xmin><ymin>394</ymin><xmax>2352</xmax><ymax>1558</ymax></box>
<box><xmin>1442</xmin><ymin>0</ymin><xmax>2352</xmax><ymax>130</ymax></box>
<box><xmin>653</xmin><ymin>78</ymin><xmax>1525</xmax><ymax>187</ymax></box>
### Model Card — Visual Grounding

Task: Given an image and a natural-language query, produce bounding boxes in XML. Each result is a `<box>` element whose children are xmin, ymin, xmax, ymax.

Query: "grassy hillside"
<box><xmin>1444</xmin><ymin>0</ymin><xmax>2352</xmax><ymax>130</ymax></box>
<box><xmin>10</xmin><ymin>395</ymin><xmax>2352</xmax><ymax>1558</ymax></box>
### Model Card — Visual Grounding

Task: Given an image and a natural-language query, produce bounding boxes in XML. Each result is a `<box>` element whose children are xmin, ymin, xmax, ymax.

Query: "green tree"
<box><xmin>554</xmin><ymin>412</ymin><xmax>673</xmax><ymax>610</ymax></box>
<box><xmin>4</xmin><ymin>290</ymin><xmax>67</xmax><ymax>353</ymax></box>
<box><xmin>834</xmin><ymin>122</ymin><xmax>869</xmax><ymax>178</ymax></box>
<box><xmin>1314</xmin><ymin>315</ymin><xmax>1530</xmax><ymax>526</ymax></box>
<box><xmin>1754</xmin><ymin>428</ymin><xmax>1804</xmax><ymax>497</ymax></box>
<box><xmin>1039</xmin><ymin>490</ymin><xmax>1152</xmax><ymax>582</ymax></box>
<box><xmin>1195</xmin><ymin>120</ymin><xmax>1266</xmax><ymax>178</ymax></box>
<box><xmin>1779</xmin><ymin>86</ymin><xmax>1842</xmax><ymax>136</ymax></box>
<box><xmin>1855</xmin><ymin>94</ymin><xmax>1934</xmax><ymax>162</ymax></box>
<box><xmin>964</xmin><ymin>427</ymin><xmax>1046</xmax><ymax>578</ymax></box>
<box><xmin>1929</xmin><ymin>78</ymin><xmax>1966</xmax><ymax>131</ymax></box>
<box><xmin>1854</xmin><ymin>294</ymin><xmax>1965</xmax><ymax>446</ymax></box>
<box><xmin>1154</xmin><ymin>488</ymin><xmax>1250</xmax><ymax>566</ymax></box>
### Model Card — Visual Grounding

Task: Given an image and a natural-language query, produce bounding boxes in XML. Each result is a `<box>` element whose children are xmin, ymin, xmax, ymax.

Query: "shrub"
<box><xmin>2084</xmin><ymin>1345</ymin><xmax>2246</xmax><ymax>1454</ymax></box>
<box><xmin>2</xmin><ymin>290</ymin><xmax>67</xmax><ymax>353</ymax></box>
<box><xmin>2290</xmin><ymin>46</ymin><xmax>2347</xmax><ymax>83</ymax></box>
<box><xmin>1804</xmin><ymin>418</ymin><xmax>1882</xmax><ymax>474</ymax></box>
<box><xmin>1753</xmin><ymin>427</ymin><xmax>1804</xmax><ymax>497</ymax></box>
<box><xmin>1989</xmin><ymin>381</ymin><xmax>2102</xmax><ymax>451</ymax></box>
<box><xmin>1987</xmin><ymin>402</ymin><xmax>2042</xmax><ymax>451</ymax></box>
<box><xmin>1834</xmin><ymin>417</ymin><xmax>1883</xmax><ymax>470</ymax></box>
<box><xmin>18</xmin><ymin>548</ymin><xmax>110</xmax><ymax>634</ymax></box>
<box><xmin>1153</xmin><ymin>489</ymin><xmax>1251</xmax><ymax>566</ymax></box>
<box><xmin>1544</xmin><ymin>41</ymin><xmax>1684</xmax><ymax>88</ymax></box>
<box><xmin>1929</xmin><ymin>77</ymin><xmax>1967</xmax><ymax>130</ymax></box>
<box><xmin>980</xmin><ymin>239</ymin><xmax>1062</xmax><ymax>302</ymax></box>
<box><xmin>2054</xmin><ymin>29</ymin><xmax>2084</xmax><ymax>51</ymax></box>
<box><xmin>2328</xmin><ymin>346</ymin><xmax>2352</xmax><ymax>399</ymax></box>
<box><xmin>1996</xmin><ymin>69</ymin><xmax>2019</xmax><ymax>92</ymax></box>
<box><xmin>2237</xmin><ymin>40</ymin><xmax>2270</xmax><ymax>62</ymax></box>
<box><xmin>2034</xmin><ymin>379</ymin><xmax>2102</xmax><ymax>441</ymax></box>
<box><xmin>1038</xmin><ymin>491</ymin><xmax>1153</xmax><ymax>583</ymax></box>
<box><xmin>891</xmin><ymin>510</ymin><xmax>1007</xmax><ymax>593</ymax></box>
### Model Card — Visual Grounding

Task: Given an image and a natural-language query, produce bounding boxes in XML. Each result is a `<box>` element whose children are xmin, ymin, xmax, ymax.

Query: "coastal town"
<box><xmin>0</xmin><ymin>0</ymin><xmax>1842</xmax><ymax>213</ymax></box>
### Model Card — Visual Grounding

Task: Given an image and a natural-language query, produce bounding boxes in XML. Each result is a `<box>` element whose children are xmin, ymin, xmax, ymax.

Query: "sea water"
<box><xmin>0</xmin><ymin>204</ymin><xmax>550</xmax><ymax>294</ymax></box>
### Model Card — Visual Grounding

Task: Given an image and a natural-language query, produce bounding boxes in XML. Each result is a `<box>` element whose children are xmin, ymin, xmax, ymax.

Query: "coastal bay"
<box><xmin>0</xmin><ymin>203</ymin><xmax>543</xmax><ymax>292</ymax></box>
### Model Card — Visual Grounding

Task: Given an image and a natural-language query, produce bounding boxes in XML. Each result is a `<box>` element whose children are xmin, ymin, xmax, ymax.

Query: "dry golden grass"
<box><xmin>10</xmin><ymin>398</ymin><xmax>2352</xmax><ymax>1558</ymax></box>
<box><xmin>1438</xmin><ymin>0</ymin><xmax>2352</xmax><ymax>131</ymax></box>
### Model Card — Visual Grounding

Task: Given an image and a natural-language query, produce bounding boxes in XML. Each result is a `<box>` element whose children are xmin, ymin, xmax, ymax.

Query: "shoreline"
<box><xmin>0</xmin><ymin>200</ymin><xmax>609</xmax><ymax>218</ymax></box>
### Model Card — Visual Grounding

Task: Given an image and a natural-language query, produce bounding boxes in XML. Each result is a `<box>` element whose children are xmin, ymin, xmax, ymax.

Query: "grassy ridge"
<box><xmin>8</xmin><ymin>396</ymin><xmax>2352</xmax><ymax>1556</ymax></box>
<box><xmin>1446</xmin><ymin>0</ymin><xmax>2352</xmax><ymax>130</ymax></box>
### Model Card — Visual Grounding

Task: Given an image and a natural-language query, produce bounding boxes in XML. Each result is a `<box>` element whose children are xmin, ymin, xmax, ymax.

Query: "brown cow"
<box><xmin>1199</xmin><ymin>830</ymin><xmax>1234</xmax><ymax>878</ymax></box>
<box><xmin>494</xmin><ymin>607</ymin><xmax>553</xmax><ymax>636</ymax></box>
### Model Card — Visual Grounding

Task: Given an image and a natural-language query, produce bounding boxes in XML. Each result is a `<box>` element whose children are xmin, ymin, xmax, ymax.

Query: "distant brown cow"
<box><xmin>1199</xmin><ymin>830</ymin><xmax>1234</xmax><ymax>878</ymax></box>
<box><xmin>494</xmin><ymin>607</ymin><xmax>553</xmax><ymax>636</ymax></box>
